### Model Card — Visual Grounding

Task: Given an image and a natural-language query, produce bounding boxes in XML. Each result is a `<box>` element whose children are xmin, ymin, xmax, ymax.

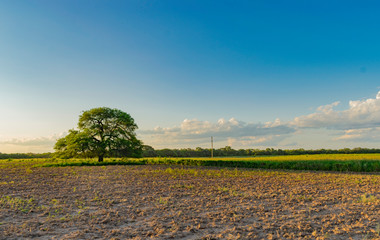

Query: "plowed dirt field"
<box><xmin>0</xmin><ymin>163</ymin><xmax>379</xmax><ymax>239</ymax></box>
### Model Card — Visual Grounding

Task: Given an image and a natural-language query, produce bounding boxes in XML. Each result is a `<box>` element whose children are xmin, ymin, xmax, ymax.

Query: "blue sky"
<box><xmin>1</xmin><ymin>1</ymin><xmax>380</xmax><ymax>152</ymax></box>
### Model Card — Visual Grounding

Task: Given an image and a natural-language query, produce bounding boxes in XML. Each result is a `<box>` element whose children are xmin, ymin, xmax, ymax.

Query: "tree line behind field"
<box><xmin>0</xmin><ymin>152</ymin><xmax>52</xmax><ymax>159</ymax></box>
<box><xmin>142</xmin><ymin>146</ymin><xmax>380</xmax><ymax>158</ymax></box>
<box><xmin>2</xmin><ymin>147</ymin><xmax>380</xmax><ymax>160</ymax></box>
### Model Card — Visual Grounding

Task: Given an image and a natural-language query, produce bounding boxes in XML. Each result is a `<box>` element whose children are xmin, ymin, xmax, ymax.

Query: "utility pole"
<box><xmin>211</xmin><ymin>136</ymin><xmax>213</xmax><ymax>158</ymax></box>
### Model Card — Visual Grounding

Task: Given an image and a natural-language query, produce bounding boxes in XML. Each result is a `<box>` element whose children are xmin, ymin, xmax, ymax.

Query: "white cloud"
<box><xmin>0</xmin><ymin>133</ymin><xmax>66</xmax><ymax>153</ymax></box>
<box><xmin>316</xmin><ymin>101</ymin><xmax>340</xmax><ymax>113</ymax></box>
<box><xmin>292</xmin><ymin>91</ymin><xmax>380</xmax><ymax>130</ymax></box>
<box><xmin>238</xmin><ymin>135</ymin><xmax>285</xmax><ymax>145</ymax></box>
<box><xmin>139</xmin><ymin>118</ymin><xmax>295</xmax><ymax>148</ymax></box>
<box><xmin>334</xmin><ymin>129</ymin><xmax>363</xmax><ymax>140</ymax></box>
<box><xmin>264</xmin><ymin>118</ymin><xmax>283</xmax><ymax>128</ymax></box>
<box><xmin>1</xmin><ymin>137</ymin><xmax>55</xmax><ymax>146</ymax></box>
<box><xmin>334</xmin><ymin>127</ymin><xmax>380</xmax><ymax>142</ymax></box>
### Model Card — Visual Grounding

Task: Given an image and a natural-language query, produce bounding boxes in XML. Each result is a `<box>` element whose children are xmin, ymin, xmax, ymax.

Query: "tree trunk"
<box><xmin>98</xmin><ymin>155</ymin><xmax>104</xmax><ymax>162</ymax></box>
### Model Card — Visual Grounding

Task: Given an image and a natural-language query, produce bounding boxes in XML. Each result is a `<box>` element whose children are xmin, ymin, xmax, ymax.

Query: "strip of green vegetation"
<box><xmin>34</xmin><ymin>158</ymin><xmax>145</xmax><ymax>167</ymax></box>
<box><xmin>145</xmin><ymin>158</ymin><xmax>380</xmax><ymax>172</ymax></box>
<box><xmin>193</xmin><ymin>153</ymin><xmax>380</xmax><ymax>161</ymax></box>
<box><xmin>33</xmin><ymin>156</ymin><xmax>380</xmax><ymax>172</ymax></box>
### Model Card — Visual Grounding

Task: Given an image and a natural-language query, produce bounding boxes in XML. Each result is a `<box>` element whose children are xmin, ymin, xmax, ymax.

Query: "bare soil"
<box><xmin>0</xmin><ymin>163</ymin><xmax>379</xmax><ymax>239</ymax></box>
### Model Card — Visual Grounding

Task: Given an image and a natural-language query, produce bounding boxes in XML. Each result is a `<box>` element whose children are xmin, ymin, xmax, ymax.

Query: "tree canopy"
<box><xmin>54</xmin><ymin>107</ymin><xmax>142</xmax><ymax>161</ymax></box>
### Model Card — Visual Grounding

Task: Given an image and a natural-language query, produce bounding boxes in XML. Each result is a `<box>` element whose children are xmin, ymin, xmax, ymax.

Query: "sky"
<box><xmin>1</xmin><ymin>0</ymin><xmax>380</xmax><ymax>153</ymax></box>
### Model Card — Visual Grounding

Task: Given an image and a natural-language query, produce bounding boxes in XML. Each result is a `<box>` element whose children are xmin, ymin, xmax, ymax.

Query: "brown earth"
<box><xmin>0</xmin><ymin>163</ymin><xmax>379</xmax><ymax>239</ymax></box>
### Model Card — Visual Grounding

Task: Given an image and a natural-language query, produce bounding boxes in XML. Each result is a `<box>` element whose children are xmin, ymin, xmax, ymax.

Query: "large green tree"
<box><xmin>54</xmin><ymin>107</ymin><xmax>142</xmax><ymax>161</ymax></box>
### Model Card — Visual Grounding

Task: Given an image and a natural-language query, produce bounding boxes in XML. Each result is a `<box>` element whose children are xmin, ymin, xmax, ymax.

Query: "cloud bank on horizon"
<box><xmin>0</xmin><ymin>133</ymin><xmax>66</xmax><ymax>153</ymax></box>
<box><xmin>1</xmin><ymin>91</ymin><xmax>380</xmax><ymax>152</ymax></box>
<box><xmin>140</xmin><ymin>90</ymin><xmax>380</xmax><ymax>149</ymax></box>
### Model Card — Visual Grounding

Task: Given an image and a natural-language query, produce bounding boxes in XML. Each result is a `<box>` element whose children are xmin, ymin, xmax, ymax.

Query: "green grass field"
<box><xmin>6</xmin><ymin>153</ymin><xmax>377</xmax><ymax>172</ymax></box>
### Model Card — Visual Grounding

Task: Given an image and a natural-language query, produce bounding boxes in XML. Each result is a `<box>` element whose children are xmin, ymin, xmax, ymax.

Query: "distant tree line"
<box><xmin>142</xmin><ymin>146</ymin><xmax>380</xmax><ymax>158</ymax></box>
<box><xmin>0</xmin><ymin>152</ymin><xmax>52</xmax><ymax>159</ymax></box>
<box><xmin>2</xmin><ymin>147</ymin><xmax>380</xmax><ymax>160</ymax></box>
